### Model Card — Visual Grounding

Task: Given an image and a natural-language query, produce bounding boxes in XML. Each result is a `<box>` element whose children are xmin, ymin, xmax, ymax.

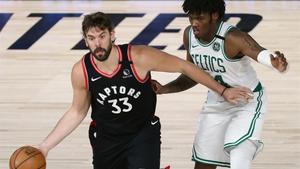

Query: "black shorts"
<box><xmin>89</xmin><ymin>116</ymin><xmax>161</xmax><ymax>169</ymax></box>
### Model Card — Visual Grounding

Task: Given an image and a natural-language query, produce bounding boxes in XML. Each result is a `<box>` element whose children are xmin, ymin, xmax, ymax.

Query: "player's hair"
<box><xmin>82</xmin><ymin>12</ymin><xmax>114</xmax><ymax>37</ymax></box>
<box><xmin>182</xmin><ymin>0</ymin><xmax>225</xmax><ymax>20</ymax></box>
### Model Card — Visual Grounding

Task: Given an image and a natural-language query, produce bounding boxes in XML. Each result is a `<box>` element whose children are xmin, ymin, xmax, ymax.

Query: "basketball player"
<box><xmin>152</xmin><ymin>0</ymin><xmax>288</xmax><ymax>169</ymax></box>
<box><xmin>37</xmin><ymin>12</ymin><xmax>252</xmax><ymax>169</ymax></box>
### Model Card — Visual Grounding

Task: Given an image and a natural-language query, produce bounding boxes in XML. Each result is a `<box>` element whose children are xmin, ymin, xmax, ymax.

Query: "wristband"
<box><xmin>257</xmin><ymin>50</ymin><xmax>274</xmax><ymax>68</ymax></box>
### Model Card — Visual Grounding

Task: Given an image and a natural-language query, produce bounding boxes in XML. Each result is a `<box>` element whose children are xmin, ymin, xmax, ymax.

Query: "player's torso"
<box><xmin>189</xmin><ymin>22</ymin><xmax>260</xmax><ymax>92</ymax></box>
<box><xmin>82</xmin><ymin>44</ymin><xmax>156</xmax><ymax>136</ymax></box>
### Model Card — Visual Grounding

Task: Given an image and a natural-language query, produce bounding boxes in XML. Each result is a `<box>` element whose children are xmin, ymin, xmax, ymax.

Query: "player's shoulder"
<box><xmin>72</xmin><ymin>55</ymin><xmax>87</xmax><ymax>77</ymax></box>
<box><xmin>70</xmin><ymin>57</ymin><xmax>87</xmax><ymax>89</ymax></box>
<box><xmin>224</xmin><ymin>26</ymin><xmax>250</xmax><ymax>47</ymax></box>
<box><xmin>73</xmin><ymin>59</ymin><xmax>82</xmax><ymax>70</ymax></box>
<box><xmin>184</xmin><ymin>25</ymin><xmax>192</xmax><ymax>32</ymax></box>
<box><xmin>184</xmin><ymin>25</ymin><xmax>192</xmax><ymax>35</ymax></box>
<box><xmin>130</xmin><ymin>44</ymin><xmax>143</xmax><ymax>56</ymax></box>
<box><xmin>130</xmin><ymin>44</ymin><xmax>156</xmax><ymax>56</ymax></box>
<box><xmin>183</xmin><ymin>25</ymin><xmax>192</xmax><ymax>46</ymax></box>
<box><xmin>226</xmin><ymin>26</ymin><xmax>247</xmax><ymax>40</ymax></box>
<box><xmin>130</xmin><ymin>44</ymin><xmax>145</xmax><ymax>50</ymax></box>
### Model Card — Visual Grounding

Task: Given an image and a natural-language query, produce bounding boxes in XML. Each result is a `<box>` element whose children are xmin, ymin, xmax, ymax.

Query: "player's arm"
<box><xmin>132</xmin><ymin>45</ymin><xmax>252</xmax><ymax>104</ymax></box>
<box><xmin>226</xmin><ymin>28</ymin><xmax>288</xmax><ymax>72</ymax></box>
<box><xmin>39</xmin><ymin>61</ymin><xmax>91</xmax><ymax>157</ymax></box>
<box><xmin>153</xmin><ymin>26</ymin><xmax>197</xmax><ymax>94</ymax></box>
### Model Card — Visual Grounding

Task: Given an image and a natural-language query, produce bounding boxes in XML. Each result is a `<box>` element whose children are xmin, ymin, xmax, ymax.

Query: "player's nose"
<box><xmin>190</xmin><ymin>19</ymin><xmax>198</xmax><ymax>27</ymax></box>
<box><xmin>95</xmin><ymin>38</ymin><xmax>102</xmax><ymax>48</ymax></box>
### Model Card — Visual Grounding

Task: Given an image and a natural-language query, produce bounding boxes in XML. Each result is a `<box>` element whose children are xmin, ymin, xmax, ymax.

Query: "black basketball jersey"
<box><xmin>82</xmin><ymin>44</ymin><xmax>157</xmax><ymax>137</ymax></box>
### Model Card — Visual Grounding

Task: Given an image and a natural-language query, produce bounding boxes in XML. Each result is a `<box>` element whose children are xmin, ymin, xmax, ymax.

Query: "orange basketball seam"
<box><xmin>15</xmin><ymin>151</ymin><xmax>43</xmax><ymax>169</ymax></box>
<box><xmin>10</xmin><ymin>146</ymin><xmax>26</xmax><ymax>169</ymax></box>
<box><xmin>37</xmin><ymin>163</ymin><xmax>46</xmax><ymax>169</ymax></box>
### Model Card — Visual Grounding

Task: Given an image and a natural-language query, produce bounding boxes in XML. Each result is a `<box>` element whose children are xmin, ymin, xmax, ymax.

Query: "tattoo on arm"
<box><xmin>243</xmin><ymin>34</ymin><xmax>263</xmax><ymax>52</ymax></box>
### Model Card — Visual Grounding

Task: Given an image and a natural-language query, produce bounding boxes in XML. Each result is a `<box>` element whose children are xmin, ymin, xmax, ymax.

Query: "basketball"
<box><xmin>9</xmin><ymin>146</ymin><xmax>46</xmax><ymax>169</ymax></box>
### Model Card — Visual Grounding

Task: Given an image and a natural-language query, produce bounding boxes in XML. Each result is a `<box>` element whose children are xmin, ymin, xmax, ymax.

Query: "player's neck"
<box><xmin>201</xmin><ymin>21</ymin><xmax>221</xmax><ymax>43</ymax></box>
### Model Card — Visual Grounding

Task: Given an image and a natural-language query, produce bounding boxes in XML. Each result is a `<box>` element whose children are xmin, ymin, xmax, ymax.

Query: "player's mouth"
<box><xmin>94</xmin><ymin>47</ymin><xmax>106</xmax><ymax>57</ymax></box>
<box><xmin>192</xmin><ymin>28</ymin><xmax>200</xmax><ymax>35</ymax></box>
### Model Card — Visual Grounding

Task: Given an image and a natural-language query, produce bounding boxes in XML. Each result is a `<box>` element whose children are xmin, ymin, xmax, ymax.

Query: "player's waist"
<box><xmin>206</xmin><ymin>81</ymin><xmax>263</xmax><ymax>103</ymax></box>
<box><xmin>89</xmin><ymin>114</ymin><xmax>157</xmax><ymax>136</ymax></box>
<box><xmin>217</xmin><ymin>80</ymin><xmax>262</xmax><ymax>92</ymax></box>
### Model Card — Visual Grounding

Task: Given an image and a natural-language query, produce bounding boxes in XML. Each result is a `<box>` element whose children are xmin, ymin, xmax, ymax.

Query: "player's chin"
<box><xmin>95</xmin><ymin>55</ymin><xmax>104</xmax><ymax>61</ymax></box>
<box><xmin>94</xmin><ymin>54</ymin><xmax>109</xmax><ymax>62</ymax></box>
<box><xmin>195</xmin><ymin>33</ymin><xmax>204</xmax><ymax>39</ymax></box>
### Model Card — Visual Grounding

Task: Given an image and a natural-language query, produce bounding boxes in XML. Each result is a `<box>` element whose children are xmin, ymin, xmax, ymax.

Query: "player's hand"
<box><xmin>222</xmin><ymin>86</ymin><xmax>253</xmax><ymax>105</ymax></box>
<box><xmin>271</xmin><ymin>51</ymin><xmax>288</xmax><ymax>72</ymax></box>
<box><xmin>151</xmin><ymin>80</ymin><xmax>164</xmax><ymax>94</ymax></box>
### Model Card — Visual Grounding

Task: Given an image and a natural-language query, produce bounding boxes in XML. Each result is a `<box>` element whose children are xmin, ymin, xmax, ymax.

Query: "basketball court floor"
<box><xmin>0</xmin><ymin>0</ymin><xmax>299</xmax><ymax>168</ymax></box>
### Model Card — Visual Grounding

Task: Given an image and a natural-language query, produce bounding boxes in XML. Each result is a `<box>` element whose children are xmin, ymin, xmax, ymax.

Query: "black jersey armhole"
<box><xmin>81</xmin><ymin>54</ymin><xmax>89</xmax><ymax>90</ymax></box>
<box><xmin>127</xmin><ymin>44</ymin><xmax>150</xmax><ymax>83</ymax></box>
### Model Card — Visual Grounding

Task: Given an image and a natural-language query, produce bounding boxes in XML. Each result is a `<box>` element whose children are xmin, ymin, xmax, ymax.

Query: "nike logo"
<box><xmin>151</xmin><ymin>120</ymin><xmax>159</xmax><ymax>125</ymax></box>
<box><xmin>192</xmin><ymin>45</ymin><xmax>199</xmax><ymax>48</ymax></box>
<box><xmin>91</xmin><ymin>76</ymin><xmax>101</xmax><ymax>82</ymax></box>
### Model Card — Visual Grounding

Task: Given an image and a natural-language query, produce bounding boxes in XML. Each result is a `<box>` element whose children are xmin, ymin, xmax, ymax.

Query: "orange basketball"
<box><xmin>9</xmin><ymin>146</ymin><xmax>46</xmax><ymax>169</ymax></box>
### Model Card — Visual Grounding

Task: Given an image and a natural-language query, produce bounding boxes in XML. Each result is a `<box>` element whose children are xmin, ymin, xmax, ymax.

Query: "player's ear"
<box><xmin>111</xmin><ymin>30</ymin><xmax>116</xmax><ymax>43</ymax></box>
<box><xmin>211</xmin><ymin>12</ymin><xmax>219</xmax><ymax>21</ymax></box>
<box><xmin>84</xmin><ymin>37</ymin><xmax>89</xmax><ymax>47</ymax></box>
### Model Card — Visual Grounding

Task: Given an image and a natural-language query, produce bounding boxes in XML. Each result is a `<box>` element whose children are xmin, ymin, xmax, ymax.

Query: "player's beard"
<box><xmin>91</xmin><ymin>43</ymin><xmax>113</xmax><ymax>62</ymax></box>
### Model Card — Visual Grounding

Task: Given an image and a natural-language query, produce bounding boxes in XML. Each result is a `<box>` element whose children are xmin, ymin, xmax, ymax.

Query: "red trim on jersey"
<box><xmin>90</xmin><ymin>46</ymin><xmax>122</xmax><ymax>78</ymax></box>
<box><xmin>128</xmin><ymin>44</ymin><xmax>149</xmax><ymax>83</ymax></box>
<box><xmin>90</xmin><ymin>120</ymin><xmax>96</xmax><ymax>127</ymax></box>
<box><xmin>81</xmin><ymin>55</ymin><xmax>89</xmax><ymax>90</ymax></box>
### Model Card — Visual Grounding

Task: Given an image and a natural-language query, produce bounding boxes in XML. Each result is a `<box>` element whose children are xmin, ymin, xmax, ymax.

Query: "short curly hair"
<box><xmin>182</xmin><ymin>0</ymin><xmax>225</xmax><ymax>20</ymax></box>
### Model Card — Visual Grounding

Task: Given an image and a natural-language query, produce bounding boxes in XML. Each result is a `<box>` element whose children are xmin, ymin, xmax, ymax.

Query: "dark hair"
<box><xmin>82</xmin><ymin>12</ymin><xmax>114</xmax><ymax>37</ymax></box>
<box><xmin>182</xmin><ymin>0</ymin><xmax>225</xmax><ymax>20</ymax></box>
